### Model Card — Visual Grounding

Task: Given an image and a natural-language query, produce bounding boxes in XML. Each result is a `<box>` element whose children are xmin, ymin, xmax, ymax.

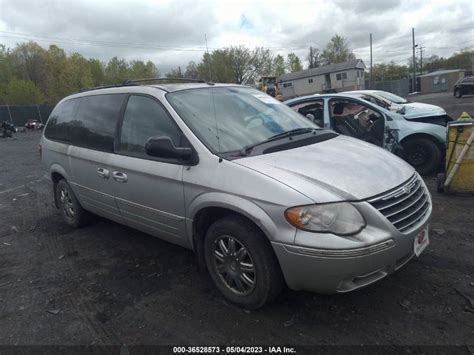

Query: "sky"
<box><xmin>0</xmin><ymin>0</ymin><xmax>473</xmax><ymax>73</ymax></box>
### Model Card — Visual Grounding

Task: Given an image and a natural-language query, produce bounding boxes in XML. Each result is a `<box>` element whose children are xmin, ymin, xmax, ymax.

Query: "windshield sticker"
<box><xmin>253</xmin><ymin>94</ymin><xmax>281</xmax><ymax>105</ymax></box>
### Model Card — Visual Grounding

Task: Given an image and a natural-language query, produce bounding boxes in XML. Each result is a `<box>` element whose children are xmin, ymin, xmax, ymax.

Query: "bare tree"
<box><xmin>184</xmin><ymin>61</ymin><xmax>199</xmax><ymax>79</ymax></box>
<box><xmin>307</xmin><ymin>46</ymin><xmax>321</xmax><ymax>69</ymax></box>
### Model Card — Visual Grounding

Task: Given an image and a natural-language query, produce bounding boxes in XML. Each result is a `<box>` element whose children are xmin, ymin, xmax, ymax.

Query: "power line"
<box><xmin>0</xmin><ymin>30</ymin><xmax>311</xmax><ymax>52</ymax></box>
<box><xmin>0</xmin><ymin>30</ymin><xmax>210</xmax><ymax>52</ymax></box>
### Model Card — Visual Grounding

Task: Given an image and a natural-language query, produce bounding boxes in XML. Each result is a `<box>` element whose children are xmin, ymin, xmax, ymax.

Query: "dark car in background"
<box><xmin>454</xmin><ymin>76</ymin><xmax>474</xmax><ymax>98</ymax></box>
<box><xmin>1</xmin><ymin>121</ymin><xmax>17</xmax><ymax>137</ymax></box>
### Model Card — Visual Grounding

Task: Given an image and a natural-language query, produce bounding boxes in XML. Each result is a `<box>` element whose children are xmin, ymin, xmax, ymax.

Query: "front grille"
<box><xmin>368</xmin><ymin>174</ymin><xmax>430</xmax><ymax>234</ymax></box>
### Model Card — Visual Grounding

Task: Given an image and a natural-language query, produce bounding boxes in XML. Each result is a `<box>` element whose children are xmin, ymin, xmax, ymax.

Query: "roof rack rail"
<box><xmin>79</xmin><ymin>82</ymin><xmax>137</xmax><ymax>93</ymax></box>
<box><xmin>123</xmin><ymin>77</ymin><xmax>206</xmax><ymax>84</ymax></box>
<box><xmin>79</xmin><ymin>77</ymin><xmax>206</xmax><ymax>93</ymax></box>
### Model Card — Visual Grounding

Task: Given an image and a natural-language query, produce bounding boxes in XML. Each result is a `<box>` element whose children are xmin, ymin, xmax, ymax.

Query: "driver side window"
<box><xmin>329</xmin><ymin>99</ymin><xmax>384</xmax><ymax>146</ymax></box>
<box><xmin>120</xmin><ymin>95</ymin><xmax>185</xmax><ymax>155</ymax></box>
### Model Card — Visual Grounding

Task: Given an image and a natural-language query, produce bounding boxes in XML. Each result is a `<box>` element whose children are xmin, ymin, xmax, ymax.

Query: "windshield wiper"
<box><xmin>239</xmin><ymin>128</ymin><xmax>317</xmax><ymax>156</ymax></box>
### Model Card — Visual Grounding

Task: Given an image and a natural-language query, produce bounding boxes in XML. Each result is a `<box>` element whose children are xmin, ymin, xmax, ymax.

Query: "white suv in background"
<box><xmin>285</xmin><ymin>93</ymin><xmax>447</xmax><ymax>175</ymax></box>
<box><xmin>347</xmin><ymin>90</ymin><xmax>451</xmax><ymax>126</ymax></box>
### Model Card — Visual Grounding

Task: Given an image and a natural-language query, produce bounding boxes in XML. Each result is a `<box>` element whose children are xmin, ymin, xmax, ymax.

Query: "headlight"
<box><xmin>285</xmin><ymin>202</ymin><xmax>365</xmax><ymax>235</ymax></box>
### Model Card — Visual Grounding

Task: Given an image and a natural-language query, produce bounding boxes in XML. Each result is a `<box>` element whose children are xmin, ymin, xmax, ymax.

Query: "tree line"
<box><xmin>0</xmin><ymin>34</ymin><xmax>357</xmax><ymax>105</ymax></box>
<box><xmin>0</xmin><ymin>42</ymin><xmax>159</xmax><ymax>105</ymax></box>
<box><xmin>169</xmin><ymin>34</ymin><xmax>356</xmax><ymax>83</ymax></box>
<box><xmin>371</xmin><ymin>49</ymin><xmax>473</xmax><ymax>82</ymax></box>
<box><xmin>0</xmin><ymin>34</ymin><xmax>471</xmax><ymax>105</ymax></box>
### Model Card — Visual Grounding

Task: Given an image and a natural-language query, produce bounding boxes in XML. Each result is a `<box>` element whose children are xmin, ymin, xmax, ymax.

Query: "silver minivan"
<box><xmin>41</xmin><ymin>82</ymin><xmax>432</xmax><ymax>309</ymax></box>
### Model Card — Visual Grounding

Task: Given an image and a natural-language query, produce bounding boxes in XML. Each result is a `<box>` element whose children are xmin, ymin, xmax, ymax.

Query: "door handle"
<box><xmin>97</xmin><ymin>168</ymin><xmax>110</xmax><ymax>179</ymax></box>
<box><xmin>112</xmin><ymin>171</ymin><xmax>128</xmax><ymax>183</ymax></box>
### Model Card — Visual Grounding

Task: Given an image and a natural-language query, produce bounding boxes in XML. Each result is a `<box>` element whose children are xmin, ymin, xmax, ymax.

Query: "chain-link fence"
<box><xmin>365</xmin><ymin>78</ymin><xmax>411</xmax><ymax>97</ymax></box>
<box><xmin>0</xmin><ymin>105</ymin><xmax>55</xmax><ymax>127</ymax></box>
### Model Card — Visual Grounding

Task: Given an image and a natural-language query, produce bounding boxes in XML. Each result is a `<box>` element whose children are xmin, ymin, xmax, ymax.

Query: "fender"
<box><xmin>397</xmin><ymin>121</ymin><xmax>446</xmax><ymax>145</ymax></box>
<box><xmin>186</xmin><ymin>192</ymin><xmax>280</xmax><ymax>247</ymax></box>
<box><xmin>49</xmin><ymin>163</ymin><xmax>71</xmax><ymax>182</ymax></box>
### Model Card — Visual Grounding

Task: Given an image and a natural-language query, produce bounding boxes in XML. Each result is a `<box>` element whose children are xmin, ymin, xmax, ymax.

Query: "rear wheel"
<box><xmin>203</xmin><ymin>215</ymin><xmax>284</xmax><ymax>309</ymax></box>
<box><xmin>402</xmin><ymin>137</ymin><xmax>442</xmax><ymax>176</ymax></box>
<box><xmin>56</xmin><ymin>179</ymin><xmax>91</xmax><ymax>228</ymax></box>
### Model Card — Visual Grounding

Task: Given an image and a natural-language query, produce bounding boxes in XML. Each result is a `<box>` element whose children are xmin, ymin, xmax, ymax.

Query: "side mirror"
<box><xmin>145</xmin><ymin>136</ymin><xmax>193</xmax><ymax>161</ymax></box>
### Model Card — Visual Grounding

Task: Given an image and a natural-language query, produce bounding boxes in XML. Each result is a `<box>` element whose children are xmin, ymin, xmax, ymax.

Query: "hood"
<box><xmin>402</xmin><ymin>102</ymin><xmax>446</xmax><ymax>119</ymax></box>
<box><xmin>234</xmin><ymin>135</ymin><xmax>414</xmax><ymax>202</ymax></box>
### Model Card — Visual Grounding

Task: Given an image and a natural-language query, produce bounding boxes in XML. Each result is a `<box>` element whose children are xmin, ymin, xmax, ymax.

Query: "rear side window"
<box><xmin>44</xmin><ymin>99</ymin><xmax>80</xmax><ymax>143</ymax></box>
<box><xmin>119</xmin><ymin>95</ymin><xmax>185</xmax><ymax>155</ymax></box>
<box><xmin>44</xmin><ymin>94</ymin><xmax>125</xmax><ymax>152</ymax></box>
<box><xmin>73</xmin><ymin>94</ymin><xmax>125</xmax><ymax>152</ymax></box>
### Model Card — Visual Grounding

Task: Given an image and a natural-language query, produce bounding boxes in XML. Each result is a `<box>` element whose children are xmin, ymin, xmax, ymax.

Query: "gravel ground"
<box><xmin>0</xmin><ymin>94</ymin><xmax>473</xmax><ymax>349</ymax></box>
<box><xmin>408</xmin><ymin>92</ymin><xmax>474</xmax><ymax>119</ymax></box>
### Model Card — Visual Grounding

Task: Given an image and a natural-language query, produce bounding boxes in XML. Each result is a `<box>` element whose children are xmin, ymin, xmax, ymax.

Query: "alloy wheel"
<box><xmin>213</xmin><ymin>236</ymin><xmax>256</xmax><ymax>295</ymax></box>
<box><xmin>59</xmin><ymin>187</ymin><xmax>75</xmax><ymax>219</ymax></box>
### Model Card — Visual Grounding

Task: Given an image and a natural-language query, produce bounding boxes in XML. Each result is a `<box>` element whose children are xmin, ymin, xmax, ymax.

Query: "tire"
<box><xmin>55</xmin><ymin>179</ymin><xmax>91</xmax><ymax>228</ymax></box>
<box><xmin>402</xmin><ymin>137</ymin><xmax>442</xmax><ymax>176</ymax></box>
<box><xmin>203</xmin><ymin>215</ymin><xmax>284</xmax><ymax>309</ymax></box>
<box><xmin>454</xmin><ymin>89</ymin><xmax>462</xmax><ymax>98</ymax></box>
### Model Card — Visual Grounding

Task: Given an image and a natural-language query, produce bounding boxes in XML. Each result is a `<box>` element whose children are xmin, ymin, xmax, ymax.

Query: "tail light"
<box><xmin>38</xmin><ymin>144</ymin><xmax>42</xmax><ymax>160</ymax></box>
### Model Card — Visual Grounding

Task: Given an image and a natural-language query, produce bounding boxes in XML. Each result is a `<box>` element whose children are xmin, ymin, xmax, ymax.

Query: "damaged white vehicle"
<box><xmin>347</xmin><ymin>90</ymin><xmax>452</xmax><ymax>126</ymax></box>
<box><xmin>285</xmin><ymin>93</ymin><xmax>447</xmax><ymax>175</ymax></box>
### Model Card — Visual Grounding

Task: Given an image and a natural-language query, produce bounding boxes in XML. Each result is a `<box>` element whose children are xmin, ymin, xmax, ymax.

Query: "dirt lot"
<box><xmin>0</xmin><ymin>94</ymin><xmax>473</xmax><ymax>350</ymax></box>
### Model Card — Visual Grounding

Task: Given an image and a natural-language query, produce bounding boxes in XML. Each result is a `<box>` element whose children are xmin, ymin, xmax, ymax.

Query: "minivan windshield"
<box><xmin>375</xmin><ymin>91</ymin><xmax>408</xmax><ymax>104</ymax></box>
<box><xmin>167</xmin><ymin>87</ymin><xmax>319</xmax><ymax>154</ymax></box>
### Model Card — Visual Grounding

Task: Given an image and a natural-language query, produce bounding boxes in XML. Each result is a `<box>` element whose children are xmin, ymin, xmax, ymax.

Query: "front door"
<box><xmin>110</xmin><ymin>94</ymin><xmax>188</xmax><ymax>247</ymax></box>
<box><xmin>324</xmin><ymin>74</ymin><xmax>331</xmax><ymax>90</ymax></box>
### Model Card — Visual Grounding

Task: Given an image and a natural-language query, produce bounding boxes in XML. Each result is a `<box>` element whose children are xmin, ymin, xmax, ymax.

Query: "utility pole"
<box><xmin>417</xmin><ymin>46</ymin><xmax>425</xmax><ymax>76</ymax></box>
<box><xmin>204</xmin><ymin>33</ymin><xmax>212</xmax><ymax>82</ymax></box>
<box><xmin>412</xmin><ymin>28</ymin><xmax>417</xmax><ymax>92</ymax></box>
<box><xmin>369</xmin><ymin>33</ymin><xmax>373</xmax><ymax>89</ymax></box>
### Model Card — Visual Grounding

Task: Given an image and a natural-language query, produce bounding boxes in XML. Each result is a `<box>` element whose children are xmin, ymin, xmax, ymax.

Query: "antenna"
<box><xmin>205</xmin><ymin>33</ymin><xmax>212</xmax><ymax>82</ymax></box>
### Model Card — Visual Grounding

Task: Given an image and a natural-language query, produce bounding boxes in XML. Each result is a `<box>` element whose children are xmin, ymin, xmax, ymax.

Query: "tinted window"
<box><xmin>120</xmin><ymin>95</ymin><xmax>184</xmax><ymax>155</ymax></box>
<box><xmin>44</xmin><ymin>94</ymin><xmax>125</xmax><ymax>151</ymax></box>
<box><xmin>44</xmin><ymin>99</ymin><xmax>80</xmax><ymax>142</ymax></box>
<box><xmin>72</xmin><ymin>94</ymin><xmax>125</xmax><ymax>152</ymax></box>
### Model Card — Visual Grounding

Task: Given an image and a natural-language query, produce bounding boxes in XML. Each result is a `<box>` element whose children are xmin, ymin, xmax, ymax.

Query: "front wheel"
<box><xmin>454</xmin><ymin>89</ymin><xmax>462</xmax><ymax>98</ymax></box>
<box><xmin>203</xmin><ymin>215</ymin><xmax>284</xmax><ymax>309</ymax></box>
<box><xmin>402</xmin><ymin>137</ymin><xmax>442</xmax><ymax>176</ymax></box>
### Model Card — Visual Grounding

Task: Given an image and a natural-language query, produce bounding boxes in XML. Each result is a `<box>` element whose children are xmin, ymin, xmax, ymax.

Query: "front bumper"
<box><xmin>272</xmin><ymin>218</ymin><xmax>430</xmax><ymax>294</ymax></box>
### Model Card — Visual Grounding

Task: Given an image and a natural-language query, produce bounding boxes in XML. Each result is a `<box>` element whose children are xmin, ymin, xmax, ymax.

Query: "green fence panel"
<box><xmin>0</xmin><ymin>105</ymin><xmax>55</xmax><ymax>126</ymax></box>
<box><xmin>0</xmin><ymin>106</ymin><xmax>12</xmax><ymax>122</ymax></box>
<box><xmin>39</xmin><ymin>105</ymin><xmax>55</xmax><ymax>123</ymax></box>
